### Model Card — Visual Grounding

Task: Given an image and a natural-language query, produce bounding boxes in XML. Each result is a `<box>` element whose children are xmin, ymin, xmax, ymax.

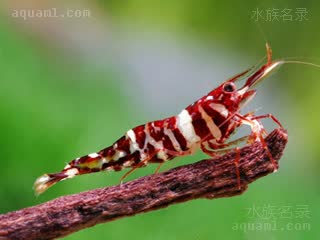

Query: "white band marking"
<box><xmin>209</xmin><ymin>103</ymin><xmax>229</xmax><ymax>118</ymax></box>
<box><xmin>177</xmin><ymin>109</ymin><xmax>200</xmax><ymax>146</ymax></box>
<box><xmin>164</xmin><ymin>128</ymin><xmax>181</xmax><ymax>152</ymax></box>
<box><xmin>126</xmin><ymin>129</ymin><xmax>141</xmax><ymax>153</ymax></box>
<box><xmin>88</xmin><ymin>153</ymin><xmax>99</xmax><ymax>158</ymax></box>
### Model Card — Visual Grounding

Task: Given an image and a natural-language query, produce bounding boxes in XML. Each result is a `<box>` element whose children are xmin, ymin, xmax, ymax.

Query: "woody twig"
<box><xmin>0</xmin><ymin>129</ymin><xmax>288</xmax><ymax>240</ymax></box>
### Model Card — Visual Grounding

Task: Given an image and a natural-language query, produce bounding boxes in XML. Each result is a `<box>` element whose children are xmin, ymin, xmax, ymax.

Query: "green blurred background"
<box><xmin>0</xmin><ymin>1</ymin><xmax>319</xmax><ymax>239</ymax></box>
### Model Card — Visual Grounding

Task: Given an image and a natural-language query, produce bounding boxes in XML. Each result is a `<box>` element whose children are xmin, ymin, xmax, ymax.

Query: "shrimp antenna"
<box><xmin>278</xmin><ymin>59</ymin><xmax>320</xmax><ymax>69</ymax></box>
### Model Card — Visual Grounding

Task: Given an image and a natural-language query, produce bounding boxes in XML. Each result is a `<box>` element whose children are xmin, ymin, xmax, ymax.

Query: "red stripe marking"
<box><xmin>182</xmin><ymin>104</ymin><xmax>210</xmax><ymax>139</ymax></box>
<box><xmin>202</xmin><ymin>103</ymin><xmax>228</xmax><ymax>135</ymax></box>
<box><xmin>98</xmin><ymin>146</ymin><xmax>115</xmax><ymax>159</ymax></box>
<box><xmin>76</xmin><ymin>156</ymin><xmax>89</xmax><ymax>164</ymax></box>
<box><xmin>112</xmin><ymin>164</ymin><xmax>123</xmax><ymax>171</ymax></box>
<box><xmin>165</xmin><ymin>116</ymin><xmax>188</xmax><ymax>151</ymax></box>
<box><xmin>162</xmin><ymin>134</ymin><xmax>176</xmax><ymax>152</ymax></box>
<box><xmin>148</xmin><ymin>121</ymin><xmax>164</xmax><ymax>142</ymax></box>
<box><xmin>166</xmin><ymin>117</ymin><xmax>176</xmax><ymax>129</ymax></box>
<box><xmin>116</xmin><ymin>136</ymin><xmax>131</xmax><ymax>154</ymax></box>
<box><xmin>163</xmin><ymin>116</ymin><xmax>187</xmax><ymax>151</ymax></box>
<box><xmin>192</xmin><ymin>118</ymin><xmax>211</xmax><ymax>139</ymax></box>
<box><xmin>172</xmin><ymin>128</ymin><xmax>187</xmax><ymax>151</ymax></box>
<box><xmin>153</xmin><ymin>119</ymin><xmax>165</xmax><ymax>128</ymax></box>
<box><xmin>187</xmin><ymin>105</ymin><xmax>211</xmax><ymax>139</ymax></box>
<box><xmin>145</xmin><ymin>143</ymin><xmax>155</xmax><ymax>157</ymax></box>
<box><xmin>102</xmin><ymin>151</ymin><xmax>140</xmax><ymax>170</ymax></box>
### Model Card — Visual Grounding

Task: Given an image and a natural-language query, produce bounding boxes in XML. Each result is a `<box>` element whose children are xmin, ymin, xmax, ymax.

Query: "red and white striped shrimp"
<box><xmin>34</xmin><ymin>43</ymin><xmax>285</xmax><ymax>195</ymax></box>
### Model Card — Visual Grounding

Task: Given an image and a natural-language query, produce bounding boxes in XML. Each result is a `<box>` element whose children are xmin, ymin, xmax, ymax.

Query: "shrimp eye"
<box><xmin>223</xmin><ymin>82</ymin><xmax>236</xmax><ymax>93</ymax></box>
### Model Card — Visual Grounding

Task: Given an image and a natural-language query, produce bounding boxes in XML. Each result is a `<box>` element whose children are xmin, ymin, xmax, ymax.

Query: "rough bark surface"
<box><xmin>0</xmin><ymin>128</ymin><xmax>288</xmax><ymax>240</ymax></box>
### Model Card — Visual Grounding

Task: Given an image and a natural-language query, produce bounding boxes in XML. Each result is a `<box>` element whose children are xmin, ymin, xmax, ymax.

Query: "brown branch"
<box><xmin>0</xmin><ymin>129</ymin><xmax>288</xmax><ymax>240</ymax></box>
